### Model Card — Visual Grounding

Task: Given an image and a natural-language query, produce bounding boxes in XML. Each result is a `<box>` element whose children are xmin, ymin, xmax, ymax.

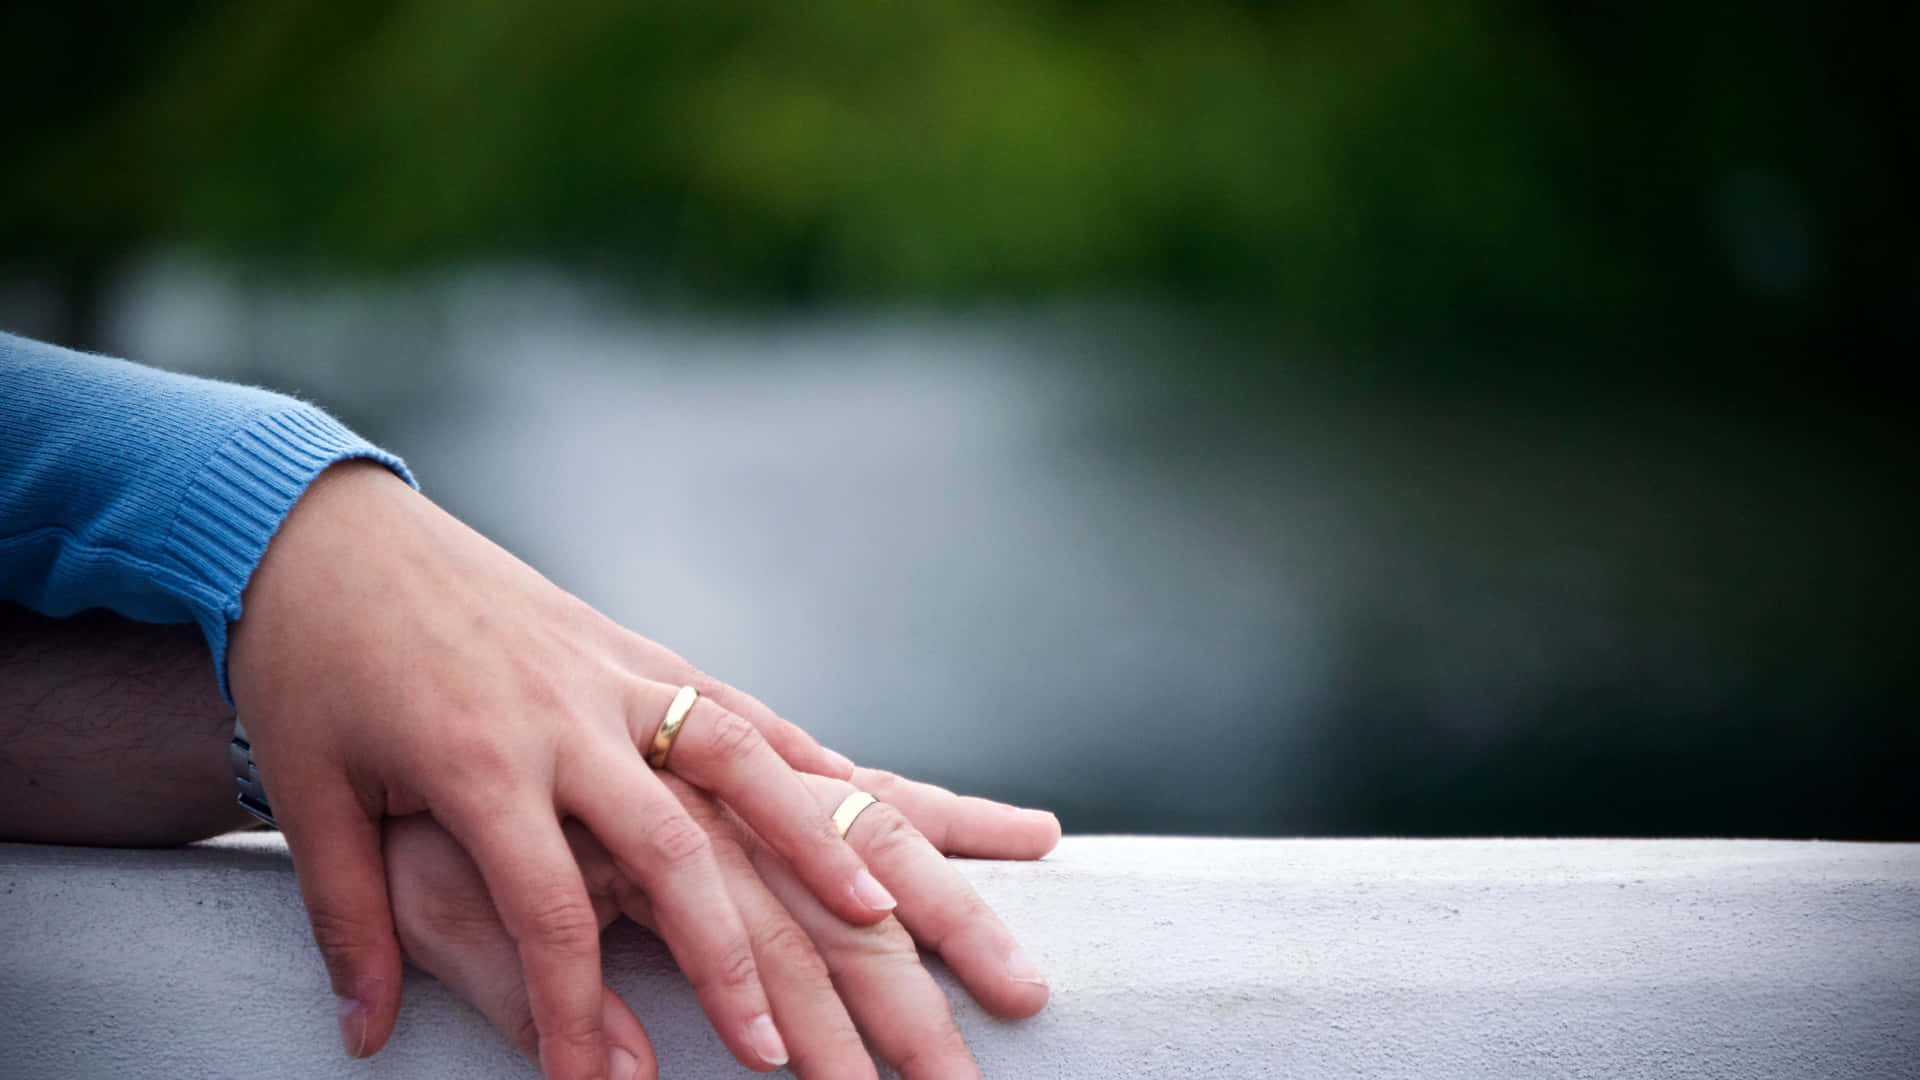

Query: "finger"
<box><xmin>648</xmin><ymin>774</ymin><xmax>877</xmax><ymax>1080</ymax></box>
<box><xmin>269</xmin><ymin>776</ymin><xmax>404</xmax><ymax>1060</ymax></box>
<box><xmin>435</xmin><ymin>793</ymin><xmax>610</xmax><ymax>1080</ymax></box>
<box><xmin>745</xmin><ymin>838</ymin><xmax>980</xmax><ymax>1080</ymax></box>
<box><xmin>725</xmin><ymin>866</ymin><xmax>880</xmax><ymax>1080</ymax></box>
<box><xmin>688</xmin><ymin>671</ymin><xmax>854</xmax><ymax>778</ymax></box>
<box><xmin>385</xmin><ymin>819</ymin><xmax>654</xmax><ymax>1080</ymax></box>
<box><xmin>853</xmin><ymin>766</ymin><xmax>1061</xmax><ymax>860</ymax></box>
<box><xmin>560</xmin><ymin>818</ymin><xmax>628</xmax><ymax>930</ymax></box>
<box><xmin>810</xmin><ymin>776</ymin><xmax>1049</xmax><ymax>1019</ymax></box>
<box><xmin>488</xmin><ymin>976</ymin><xmax>659</xmax><ymax>1080</ymax></box>
<box><xmin>630</xmin><ymin>681</ymin><xmax>894</xmax><ymax>924</ymax></box>
<box><xmin>564</xmin><ymin>747</ymin><xmax>790</xmax><ymax>1073</ymax></box>
<box><xmin>427</xmin><ymin>954</ymin><xmax>656</xmax><ymax>1080</ymax></box>
<box><xmin>628</xmin><ymin>644</ymin><xmax>853</xmax><ymax>778</ymax></box>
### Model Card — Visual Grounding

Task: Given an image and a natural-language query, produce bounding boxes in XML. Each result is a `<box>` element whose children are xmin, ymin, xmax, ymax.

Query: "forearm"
<box><xmin>0</xmin><ymin>603</ymin><xmax>250</xmax><ymax>845</ymax></box>
<box><xmin>1</xmin><ymin>331</ymin><xmax>413</xmax><ymax>699</ymax></box>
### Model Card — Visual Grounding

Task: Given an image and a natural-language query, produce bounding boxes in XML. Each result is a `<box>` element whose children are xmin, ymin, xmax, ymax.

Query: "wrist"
<box><xmin>154</xmin><ymin>403</ymin><xmax>414</xmax><ymax>704</ymax></box>
<box><xmin>227</xmin><ymin>459</ymin><xmax>416</xmax><ymax>710</ymax></box>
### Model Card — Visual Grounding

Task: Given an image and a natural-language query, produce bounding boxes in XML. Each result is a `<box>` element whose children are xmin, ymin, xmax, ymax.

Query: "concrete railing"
<box><xmin>4</xmin><ymin>834</ymin><xmax>1917</xmax><ymax>1078</ymax></box>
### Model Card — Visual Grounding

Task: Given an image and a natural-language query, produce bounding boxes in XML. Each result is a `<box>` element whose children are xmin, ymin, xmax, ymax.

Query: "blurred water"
<box><xmin>89</xmin><ymin>257</ymin><xmax>1919</xmax><ymax>837</ymax></box>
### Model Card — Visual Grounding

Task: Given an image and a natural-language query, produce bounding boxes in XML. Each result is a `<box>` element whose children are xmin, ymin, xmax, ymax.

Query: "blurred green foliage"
<box><xmin>2</xmin><ymin>1</ymin><xmax>1915</xmax><ymax>360</ymax></box>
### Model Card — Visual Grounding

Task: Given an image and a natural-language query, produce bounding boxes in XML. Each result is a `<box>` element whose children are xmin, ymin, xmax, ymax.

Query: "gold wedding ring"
<box><xmin>646</xmin><ymin>685</ymin><xmax>699</xmax><ymax>769</ymax></box>
<box><xmin>831</xmin><ymin>791</ymin><xmax>880</xmax><ymax>838</ymax></box>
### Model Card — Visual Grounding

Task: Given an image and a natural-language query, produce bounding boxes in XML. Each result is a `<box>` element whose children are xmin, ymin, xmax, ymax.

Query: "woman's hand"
<box><xmin>386</xmin><ymin>768</ymin><xmax>1061</xmax><ymax>1079</ymax></box>
<box><xmin>228</xmin><ymin>461</ymin><xmax>894</xmax><ymax>1078</ymax></box>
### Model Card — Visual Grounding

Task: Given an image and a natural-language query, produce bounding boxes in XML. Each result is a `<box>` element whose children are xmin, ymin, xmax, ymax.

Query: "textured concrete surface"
<box><xmin>3</xmin><ymin>835</ymin><xmax>1917</xmax><ymax>1078</ymax></box>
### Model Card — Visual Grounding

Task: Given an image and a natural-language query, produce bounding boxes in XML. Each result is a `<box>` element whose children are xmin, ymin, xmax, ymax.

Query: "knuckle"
<box><xmin>756</xmin><ymin>920</ymin><xmax>823</xmax><ymax>973</ymax></box>
<box><xmin>693</xmin><ymin>942</ymin><xmax>760</xmax><ymax>997</ymax></box>
<box><xmin>703</xmin><ymin>711</ymin><xmax>763</xmax><ymax>768</ymax></box>
<box><xmin>800</xmin><ymin>811</ymin><xmax>847</xmax><ymax>852</ymax></box>
<box><xmin>307</xmin><ymin>906</ymin><xmax>385</xmax><ymax>965</ymax></box>
<box><xmin>517</xmin><ymin>894</ymin><xmax>602</xmax><ymax>952</ymax></box>
<box><xmin>860</xmin><ymin>805</ymin><xmax>926</xmax><ymax>862</ymax></box>
<box><xmin>642</xmin><ymin>811</ymin><xmax>714</xmax><ymax>868</ymax></box>
<box><xmin>534</xmin><ymin>1016</ymin><xmax>607</xmax><ymax>1076</ymax></box>
<box><xmin>545</xmin><ymin>1011</ymin><xmax>604</xmax><ymax>1050</ymax></box>
<box><xmin>723</xmin><ymin>943</ymin><xmax>759</xmax><ymax>987</ymax></box>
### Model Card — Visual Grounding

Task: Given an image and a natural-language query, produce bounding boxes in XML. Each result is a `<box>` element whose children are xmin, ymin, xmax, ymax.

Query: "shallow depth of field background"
<box><xmin>3</xmin><ymin>2</ymin><xmax>1914</xmax><ymax>837</ymax></box>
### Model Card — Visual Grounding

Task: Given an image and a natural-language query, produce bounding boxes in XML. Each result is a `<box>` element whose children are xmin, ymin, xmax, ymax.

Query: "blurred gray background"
<box><xmin>4</xmin><ymin>2</ymin><xmax>1915</xmax><ymax>836</ymax></box>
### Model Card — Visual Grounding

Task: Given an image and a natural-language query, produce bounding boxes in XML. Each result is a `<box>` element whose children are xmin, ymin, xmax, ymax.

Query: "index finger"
<box><xmin>268</xmin><ymin>777</ymin><xmax>404</xmax><ymax>1060</ymax></box>
<box><xmin>852</xmin><ymin>766</ymin><xmax>1062</xmax><ymax>860</ymax></box>
<box><xmin>436</xmin><ymin>793</ymin><xmax>610</xmax><ymax>1080</ymax></box>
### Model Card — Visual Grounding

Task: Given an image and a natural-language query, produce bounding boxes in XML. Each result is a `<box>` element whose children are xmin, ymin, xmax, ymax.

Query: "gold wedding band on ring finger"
<box><xmin>831</xmin><ymin>791</ymin><xmax>881</xmax><ymax>838</ymax></box>
<box><xmin>646</xmin><ymin>685</ymin><xmax>700</xmax><ymax>769</ymax></box>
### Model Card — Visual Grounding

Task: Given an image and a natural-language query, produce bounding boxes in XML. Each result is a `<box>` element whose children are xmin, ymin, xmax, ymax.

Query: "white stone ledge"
<box><xmin>3</xmin><ymin>835</ymin><xmax>1917</xmax><ymax>1078</ymax></box>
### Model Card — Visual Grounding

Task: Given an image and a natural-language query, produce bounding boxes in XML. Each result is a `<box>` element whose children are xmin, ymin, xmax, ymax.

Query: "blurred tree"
<box><xmin>1</xmin><ymin>1</ymin><xmax>229</xmax><ymax>345</ymax></box>
<box><xmin>2</xmin><ymin>1</ymin><xmax>1915</xmax><ymax>372</ymax></box>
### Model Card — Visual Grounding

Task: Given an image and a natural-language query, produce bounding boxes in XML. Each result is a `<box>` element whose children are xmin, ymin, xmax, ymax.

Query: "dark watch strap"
<box><xmin>229</xmin><ymin>719</ymin><xmax>278</xmax><ymax>827</ymax></box>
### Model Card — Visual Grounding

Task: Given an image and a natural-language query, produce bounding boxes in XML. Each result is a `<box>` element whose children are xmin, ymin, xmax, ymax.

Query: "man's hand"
<box><xmin>229</xmin><ymin>461</ymin><xmax>897</xmax><ymax>1078</ymax></box>
<box><xmin>386</xmin><ymin>769</ymin><xmax>1060</xmax><ymax>1079</ymax></box>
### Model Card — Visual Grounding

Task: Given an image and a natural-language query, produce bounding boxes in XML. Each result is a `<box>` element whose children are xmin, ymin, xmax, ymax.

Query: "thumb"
<box><xmin>274</xmin><ymin>782</ymin><xmax>405</xmax><ymax>1059</ymax></box>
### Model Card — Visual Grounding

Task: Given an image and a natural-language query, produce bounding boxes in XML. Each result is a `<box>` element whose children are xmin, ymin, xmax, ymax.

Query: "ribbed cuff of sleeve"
<box><xmin>161</xmin><ymin>405</ymin><xmax>416</xmax><ymax>702</ymax></box>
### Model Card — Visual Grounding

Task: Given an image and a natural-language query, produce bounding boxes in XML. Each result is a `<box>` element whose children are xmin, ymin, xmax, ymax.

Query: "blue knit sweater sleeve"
<box><xmin>0</xmin><ymin>330</ymin><xmax>415</xmax><ymax>697</ymax></box>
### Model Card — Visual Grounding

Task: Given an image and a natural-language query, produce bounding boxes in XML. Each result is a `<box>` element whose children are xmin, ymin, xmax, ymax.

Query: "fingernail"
<box><xmin>607</xmin><ymin>1044</ymin><xmax>641</xmax><ymax>1080</ymax></box>
<box><xmin>336</xmin><ymin>994</ymin><xmax>368</xmax><ymax>1058</ymax></box>
<box><xmin>822</xmin><ymin>747</ymin><xmax>856</xmax><ymax>775</ymax></box>
<box><xmin>851</xmin><ymin>868</ymin><xmax>897</xmax><ymax>912</ymax></box>
<box><xmin>746</xmin><ymin>1013</ymin><xmax>789</xmax><ymax>1067</ymax></box>
<box><xmin>1005</xmin><ymin>944</ymin><xmax>1048</xmax><ymax>986</ymax></box>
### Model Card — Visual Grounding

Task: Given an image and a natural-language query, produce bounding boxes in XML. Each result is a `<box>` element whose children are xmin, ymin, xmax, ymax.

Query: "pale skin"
<box><xmin>0</xmin><ymin>462</ymin><xmax>1061</xmax><ymax>1078</ymax></box>
<box><xmin>391</xmin><ymin>771</ymin><xmax>1057</xmax><ymax>1079</ymax></box>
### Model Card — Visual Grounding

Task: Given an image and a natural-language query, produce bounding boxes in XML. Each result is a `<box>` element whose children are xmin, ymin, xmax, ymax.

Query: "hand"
<box><xmin>387</xmin><ymin>768</ymin><xmax>1061</xmax><ymax>1079</ymax></box>
<box><xmin>228</xmin><ymin>461</ymin><xmax>893</xmax><ymax>1078</ymax></box>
